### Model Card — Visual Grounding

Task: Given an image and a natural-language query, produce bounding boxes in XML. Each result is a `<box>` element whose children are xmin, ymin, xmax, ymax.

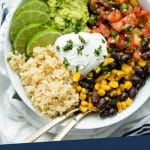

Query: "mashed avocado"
<box><xmin>47</xmin><ymin>0</ymin><xmax>89</xmax><ymax>33</ymax></box>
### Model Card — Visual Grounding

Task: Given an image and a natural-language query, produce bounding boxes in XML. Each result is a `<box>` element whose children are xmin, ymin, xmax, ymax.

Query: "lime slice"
<box><xmin>10</xmin><ymin>10</ymin><xmax>50</xmax><ymax>42</ymax></box>
<box><xmin>14</xmin><ymin>0</ymin><xmax>49</xmax><ymax>16</ymax></box>
<box><xmin>13</xmin><ymin>24</ymin><xmax>48</xmax><ymax>54</ymax></box>
<box><xmin>26</xmin><ymin>30</ymin><xmax>61</xmax><ymax>56</ymax></box>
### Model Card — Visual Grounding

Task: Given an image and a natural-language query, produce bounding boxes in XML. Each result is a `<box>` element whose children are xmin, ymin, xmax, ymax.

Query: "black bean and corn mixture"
<box><xmin>72</xmin><ymin>0</ymin><xmax>150</xmax><ymax>118</ymax></box>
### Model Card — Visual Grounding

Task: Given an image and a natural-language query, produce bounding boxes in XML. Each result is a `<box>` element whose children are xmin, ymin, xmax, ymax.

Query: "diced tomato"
<box><xmin>145</xmin><ymin>23</ymin><xmax>150</xmax><ymax>32</ymax></box>
<box><xmin>121</xmin><ymin>4</ymin><xmax>134</xmax><ymax>16</ymax></box>
<box><xmin>115</xmin><ymin>0</ymin><xmax>126</xmax><ymax>4</ymax></box>
<box><xmin>142</xmin><ymin>23</ymin><xmax>150</xmax><ymax>39</ymax></box>
<box><xmin>133</xmin><ymin>36</ymin><xmax>142</xmax><ymax>46</ymax></box>
<box><xmin>139</xmin><ymin>10</ymin><xmax>150</xmax><ymax>17</ymax></box>
<box><xmin>122</xmin><ymin>13</ymin><xmax>139</xmax><ymax>27</ymax></box>
<box><xmin>134</xmin><ymin>7</ymin><xmax>150</xmax><ymax>17</ymax></box>
<box><xmin>111</xmin><ymin>20</ymin><xmax>124</xmax><ymax>32</ymax></box>
<box><xmin>107</xmin><ymin>10</ymin><xmax>122</xmax><ymax>23</ymax></box>
<box><xmin>98</xmin><ymin>23</ymin><xmax>110</xmax><ymax>38</ymax></box>
<box><xmin>129</xmin><ymin>37</ymin><xmax>135</xmax><ymax>50</ymax></box>
<box><xmin>133</xmin><ymin>50</ymin><xmax>141</xmax><ymax>60</ymax></box>
<box><xmin>133</xmin><ymin>7</ymin><xmax>141</xmax><ymax>16</ymax></box>
<box><xmin>91</xmin><ymin>27</ymin><xmax>101</xmax><ymax>33</ymax></box>
<box><xmin>115</xmin><ymin>35</ymin><xmax>126</xmax><ymax>49</ymax></box>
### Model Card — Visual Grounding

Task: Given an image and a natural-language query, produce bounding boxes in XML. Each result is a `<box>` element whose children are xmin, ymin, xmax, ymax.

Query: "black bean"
<box><xmin>148</xmin><ymin>67</ymin><xmax>150</xmax><ymax>75</ymax></box>
<box><xmin>97</xmin><ymin>98</ymin><xmax>106</xmax><ymax>110</ymax></box>
<box><xmin>141</xmin><ymin>51</ymin><xmax>150</xmax><ymax>60</ymax></box>
<box><xmin>91</xmin><ymin>92</ymin><xmax>100</xmax><ymax>105</ymax></box>
<box><xmin>131</xmin><ymin>75</ymin><xmax>142</xmax><ymax>88</ymax></box>
<box><xmin>120</xmin><ymin>53</ymin><xmax>132</xmax><ymax>63</ymax></box>
<box><xmin>100</xmin><ymin>110</ymin><xmax>109</xmax><ymax>118</ymax></box>
<box><xmin>135</xmin><ymin>67</ymin><xmax>145</xmax><ymax>78</ymax></box>
<box><xmin>109</xmin><ymin>62</ymin><xmax>117</xmax><ymax>69</ymax></box>
<box><xmin>79</xmin><ymin>78</ymin><xmax>94</xmax><ymax>91</ymax></box>
<box><xmin>109</xmin><ymin>108</ymin><xmax>117</xmax><ymax>115</ymax></box>
<box><xmin>120</xmin><ymin>92</ymin><xmax>129</xmax><ymax>101</ymax></box>
<box><xmin>111</xmin><ymin>51</ymin><xmax>120</xmax><ymax>61</ymax></box>
<box><xmin>129</xmin><ymin>87</ymin><xmax>137</xmax><ymax>98</ymax></box>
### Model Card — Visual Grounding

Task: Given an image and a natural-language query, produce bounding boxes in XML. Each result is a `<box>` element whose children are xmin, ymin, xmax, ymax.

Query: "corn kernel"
<box><xmin>138</xmin><ymin>59</ymin><xmax>147</xmax><ymax>67</ymax></box>
<box><xmin>117</xmin><ymin>102</ymin><xmax>123</xmax><ymax>112</ymax></box>
<box><xmin>97</xmin><ymin>89</ymin><xmax>106</xmax><ymax>96</ymax></box>
<box><xmin>118</xmin><ymin>107</ymin><xmax>123</xmax><ymax>113</ymax></box>
<box><xmin>117</xmin><ymin>102</ymin><xmax>122</xmax><ymax>108</ymax></box>
<box><xmin>94</xmin><ymin>83</ymin><xmax>100</xmax><ymax>90</ymax></box>
<box><xmin>120</xmin><ymin>84</ymin><xmax>125</xmax><ymax>92</ymax></box>
<box><xmin>79</xmin><ymin>105</ymin><xmax>88</xmax><ymax>113</ymax></box>
<box><xmin>81</xmin><ymin>101</ymin><xmax>88</xmax><ymax>106</ymax></box>
<box><xmin>102</xmin><ymin>85</ymin><xmax>111</xmax><ymax>91</ymax></box>
<box><xmin>121</xmin><ymin>102</ymin><xmax>127</xmax><ymax>110</ymax></box>
<box><xmin>76</xmin><ymin>86</ymin><xmax>82</xmax><ymax>92</ymax></box>
<box><xmin>88</xmin><ymin>72</ymin><xmax>94</xmax><ymax>78</ymax></box>
<box><xmin>109</xmin><ymin>81</ymin><xmax>119</xmax><ymax>88</ymax></box>
<box><xmin>79</xmin><ymin>93</ymin><xmax>87</xmax><ymax>101</ymax></box>
<box><xmin>124</xmin><ymin>81</ymin><xmax>132</xmax><ymax>90</ymax></box>
<box><xmin>88</xmin><ymin>103</ymin><xmax>97</xmax><ymax>112</ymax></box>
<box><xmin>72</xmin><ymin>72</ymin><xmax>81</xmax><ymax>82</ymax></box>
<box><xmin>81</xmin><ymin>88</ymin><xmax>88</xmax><ymax>94</ymax></box>
<box><xmin>116</xmin><ymin>88</ymin><xmax>121</xmax><ymax>95</ymax></box>
<box><xmin>116</xmin><ymin>71</ymin><xmax>125</xmax><ymax>78</ymax></box>
<box><xmin>126</xmin><ymin>97</ymin><xmax>133</xmax><ymax>106</ymax></box>
<box><xmin>103</xmin><ymin>58</ymin><xmax>115</xmax><ymax>66</ymax></box>
<box><xmin>129</xmin><ymin>0</ymin><xmax>139</xmax><ymax>7</ymax></box>
<box><xmin>101</xmin><ymin>80</ymin><xmax>107</xmax><ymax>85</ymax></box>
<box><xmin>122</xmin><ymin>64</ymin><xmax>132</xmax><ymax>74</ymax></box>
<box><xmin>95</xmin><ymin>67</ymin><xmax>101</xmax><ymax>74</ymax></box>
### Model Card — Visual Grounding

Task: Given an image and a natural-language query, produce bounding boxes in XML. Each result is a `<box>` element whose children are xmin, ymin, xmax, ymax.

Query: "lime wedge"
<box><xmin>10</xmin><ymin>10</ymin><xmax>50</xmax><ymax>42</ymax></box>
<box><xmin>26</xmin><ymin>30</ymin><xmax>61</xmax><ymax>56</ymax></box>
<box><xmin>13</xmin><ymin>24</ymin><xmax>48</xmax><ymax>54</ymax></box>
<box><xmin>14</xmin><ymin>0</ymin><xmax>49</xmax><ymax>16</ymax></box>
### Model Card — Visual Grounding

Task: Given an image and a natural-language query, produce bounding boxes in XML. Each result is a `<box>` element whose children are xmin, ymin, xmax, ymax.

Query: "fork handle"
<box><xmin>53</xmin><ymin>112</ymin><xmax>91</xmax><ymax>141</ymax></box>
<box><xmin>23</xmin><ymin>109</ymin><xmax>79</xmax><ymax>143</ymax></box>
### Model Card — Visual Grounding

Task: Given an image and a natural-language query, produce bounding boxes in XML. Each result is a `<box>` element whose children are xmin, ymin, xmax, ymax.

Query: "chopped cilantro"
<box><xmin>78</xmin><ymin>35</ymin><xmax>86</xmax><ymax>44</ymax></box>
<box><xmin>76</xmin><ymin>65</ymin><xmax>80</xmax><ymax>72</ymax></box>
<box><xmin>75</xmin><ymin>19</ymin><xmax>83</xmax><ymax>33</ymax></box>
<box><xmin>77</xmin><ymin>45</ymin><xmax>84</xmax><ymax>55</ymax></box>
<box><xmin>64</xmin><ymin>17</ymin><xmax>71</xmax><ymax>28</ymax></box>
<box><xmin>56</xmin><ymin>46</ymin><xmax>60</xmax><ymax>52</ymax></box>
<box><xmin>7</xmin><ymin>57</ymin><xmax>11</xmax><ymax>62</ymax></box>
<box><xmin>63</xmin><ymin>57</ymin><xmax>70</xmax><ymax>67</ymax></box>
<box><xmin>63</xmin><ymin>40</ymin><xmax>73</xmax><ymax>51</ymax></box>
<box><xmin>102</xmin><ymin>39</ymin><xmax>105</xmax><ymax>43</ymax></box>
<box><xmin>123</xmin><ymin>25</ymin><xmax>132</xmax><ymax>32</ymax></box>
<box><xmin>125</xmin><ymin>37</ymin><xmax>131</xmax><ymax>47</ymax></box>
<box><xmin>94</xmin><ymin>46</ymin><xmax>102</xmax><ymax>57</ymax></box>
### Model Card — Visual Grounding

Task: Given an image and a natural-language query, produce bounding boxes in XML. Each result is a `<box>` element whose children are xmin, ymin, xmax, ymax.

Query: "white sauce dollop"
<box><xmin>54</xmin><ymin>32</ymin><xmax>108</xmax><ymax>76</ymax></box>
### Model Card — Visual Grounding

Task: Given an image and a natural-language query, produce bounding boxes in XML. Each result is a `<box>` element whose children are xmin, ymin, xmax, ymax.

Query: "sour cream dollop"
<box><xmin>54</xmin><ymin>32</ymin><xmax>108</xmax><ymax>76</ymax></box>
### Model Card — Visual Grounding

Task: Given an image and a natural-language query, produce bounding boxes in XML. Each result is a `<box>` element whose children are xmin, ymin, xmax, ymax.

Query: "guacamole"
<box><xmin>47</xmin><ymin>0</ymin><xmax>89</xmax><ymax>33</ymax></box>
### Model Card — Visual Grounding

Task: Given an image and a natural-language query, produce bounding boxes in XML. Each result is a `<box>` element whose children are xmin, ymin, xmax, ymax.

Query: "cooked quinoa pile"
<box><xmin>8</xmin><ymin>45</ymin><xmax>79</xmax><ymax>118</ymax></box>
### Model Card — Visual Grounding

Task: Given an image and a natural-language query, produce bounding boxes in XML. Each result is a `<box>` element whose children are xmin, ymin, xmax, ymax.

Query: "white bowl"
<box><xmin>3</xmin><ymin>1</ymin><xmax>150</xmax><ymax>132</ymax></box>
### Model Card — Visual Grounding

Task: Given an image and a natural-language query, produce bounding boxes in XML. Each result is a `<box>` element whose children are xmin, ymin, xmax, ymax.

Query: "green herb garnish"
<box><xmin>76</xmin><ymin>65</ymin><xmax>80</xmax><ymax>72</ymax></box>
<box><xmin>94</xmin><ymin>46</ymin><xmax>102</xmax><ymax>57</ymax></box>
<box><xmin>63</xmin><ymin>57</ymin><xmax>70</xmax><ymax>67</ymax></box>
<box><xmin>120</xmin><ymin>3</ymin><xmax>129</xmax><ymax>10</ymax></box>
<box><xmin>77</xmin><ymin>45</ymin><xmax>84</xmax><ymax>55</ymax></box>
<box><xmin>78</xmin><ymin>35</ymin><xmax>86</xmax><ymax>44</ymax></box>
<box><xmin>123</xmin><ymin>25</ymin><xmax>132</xmax><ymax>32</ymax></box>
<box><xmin>75</xmin><ymin>19</ymin><xmax>83</xmax><ymax>33</ymax></box>
<box><xmin>102</xmin><ymin>39</ymin><xmax>105</xmax><ymax>43</ymax></box>
<box><xmin>56</xmin><ymin>46</ymin><xmax>60</xmax><ymax>52</ymax></box>
<box><xmin>63</xmin><ymin>40</ymin><xmax>73</xmax><ymax>51</ymax></box>
<box><xmin>125</xmin><ymin>37</ymin><xmax>131</xmax><ymax>47</ymax></box>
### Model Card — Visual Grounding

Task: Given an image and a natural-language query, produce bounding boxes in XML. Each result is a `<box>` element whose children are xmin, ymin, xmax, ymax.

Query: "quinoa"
<box><xmin>8</xmin><ymin>45</ymin><xmax>79</xmax><ymax>118</ymax></box>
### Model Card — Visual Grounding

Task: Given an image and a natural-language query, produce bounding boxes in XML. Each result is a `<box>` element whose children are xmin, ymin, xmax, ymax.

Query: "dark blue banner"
<box><xmin>0</xmin><ymin>135</ymin><xmax>150</xmax><ymax>150</ymax></box>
